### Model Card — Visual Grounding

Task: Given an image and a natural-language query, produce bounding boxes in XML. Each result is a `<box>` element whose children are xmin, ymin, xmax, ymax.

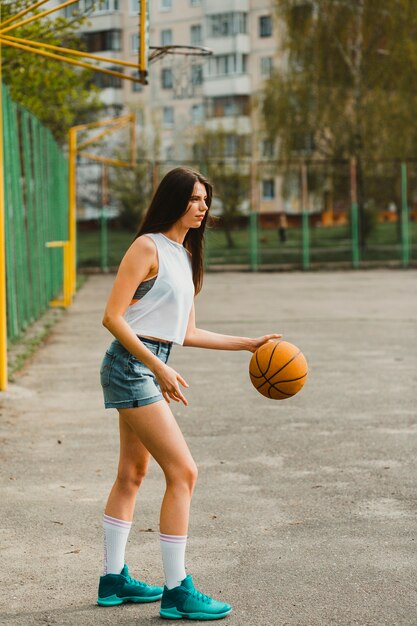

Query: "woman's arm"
<box><xmin>183</xmin><ymin>302</ymin><xmax>281</xmax><ymax>353</ymax></box>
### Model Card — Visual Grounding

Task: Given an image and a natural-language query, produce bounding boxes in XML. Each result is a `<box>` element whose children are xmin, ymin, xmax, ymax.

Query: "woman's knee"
<box><xmin>117</xmin><ymin>462</ymin><xmax>148</xmax><ymax>491</ymax></box>
<box><xmin>166</xmin><ymin>459</ymin><xmax>198</xmax><ymax>492</ymax></box>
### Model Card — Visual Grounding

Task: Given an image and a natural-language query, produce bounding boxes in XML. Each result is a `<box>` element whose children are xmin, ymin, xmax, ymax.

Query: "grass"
<box><xmin>77</xmin><ymin>222</ymin><xmax>417</xmax><ymax>269</ymax></box>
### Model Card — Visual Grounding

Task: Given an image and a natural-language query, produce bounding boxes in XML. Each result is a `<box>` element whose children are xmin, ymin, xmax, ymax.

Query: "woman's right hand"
<box><xmin>153</xmin><ymin>363</ymin><xmax>189</xmax><ymax>406</ymax></box>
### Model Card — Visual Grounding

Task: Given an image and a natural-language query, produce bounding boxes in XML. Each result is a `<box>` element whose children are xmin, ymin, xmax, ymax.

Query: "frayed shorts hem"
<box><xmin>104</xmin><ymin>393</ymin><xmax>164</xmax><ymax>409</ymax></box>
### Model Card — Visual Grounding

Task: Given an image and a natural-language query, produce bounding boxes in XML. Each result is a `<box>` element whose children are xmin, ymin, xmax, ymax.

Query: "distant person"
<box><xmin>278</xmin><ymin>211</ymin><xmax>288</xmax><ymax>243</ymax></box>
<box><xmin>97</xmin><ymin>167</ymin><xmax>281</xmax><ymax>620</ymax></box>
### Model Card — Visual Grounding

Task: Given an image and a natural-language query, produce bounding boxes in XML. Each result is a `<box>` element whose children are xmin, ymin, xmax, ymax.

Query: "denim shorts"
<box><xmin>100</xmin><ymin>335</ymin><xmax>172</xmax><ymax>409</ymax></box>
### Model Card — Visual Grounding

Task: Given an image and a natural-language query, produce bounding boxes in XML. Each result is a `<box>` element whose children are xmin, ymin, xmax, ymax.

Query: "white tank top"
<box><xmin>123</xmin><ymin>232</ymin><xmax>195</xmax><ymax>345</ymax></box>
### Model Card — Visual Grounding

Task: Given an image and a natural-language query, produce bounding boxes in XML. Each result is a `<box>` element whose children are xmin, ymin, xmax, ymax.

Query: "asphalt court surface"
<box><xmin>0</xmin><ymin>269</ymin><xmax>416</xmax><ymax>625</ymax></box>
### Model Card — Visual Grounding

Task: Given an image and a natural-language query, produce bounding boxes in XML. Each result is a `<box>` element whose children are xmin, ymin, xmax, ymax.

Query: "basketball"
<box><xmin>249</xmin><ymin>339</ymin><xmax>308</xmax><ymax>400</ymax></box>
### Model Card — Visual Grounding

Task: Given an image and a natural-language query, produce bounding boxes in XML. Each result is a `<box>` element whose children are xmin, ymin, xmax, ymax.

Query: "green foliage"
<box><xmin>263</xmin><ymin>0</ymin><xmax>417</xmax><ymax>161</ymax></box>
<box><xmin>193</xmin><ymin>128</ymin><xmax>251</xmax><ymax>246</ymax></box>
<box><xmin>1</xmin><ymin>0</ymin><xmax>102</xmax><ymax>142</ymax></box>
<box><xmin>110</xmin><ymin>149</ymin><xmax>152</xmax><ymax>232</ymax></box>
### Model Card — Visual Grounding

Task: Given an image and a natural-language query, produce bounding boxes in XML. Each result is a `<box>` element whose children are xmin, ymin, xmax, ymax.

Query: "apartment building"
<box><xmin>57</xmin><ymin>0</ymin><xmax>281</xmax><ymax>213</ymax></box>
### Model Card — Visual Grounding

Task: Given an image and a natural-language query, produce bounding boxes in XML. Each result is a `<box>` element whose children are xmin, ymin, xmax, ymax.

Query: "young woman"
<box><xmin>98</xmin><ymin>167</ymin><xmax>281</xmax><ymax>620</ymax></box>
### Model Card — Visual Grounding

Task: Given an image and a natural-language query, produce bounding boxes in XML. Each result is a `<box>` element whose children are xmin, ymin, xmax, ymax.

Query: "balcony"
<box><xmin>205</xmin><ymin>0</ymin><xmax>249</xmax><ymax>14</ymax></box>
<box><xmin>203</xmin><ymin>74</ymin><xmax>251</xmax><ymax>97</ymax></box>
<box><xmin>205</xmin><ymin>116</ymin><xmax>251</xmax><ymax>134</ymax></box>
<box><xmin>205</xmin><ymin>33</ymin><xmax>250</xmax><ymax>55</ymax></box>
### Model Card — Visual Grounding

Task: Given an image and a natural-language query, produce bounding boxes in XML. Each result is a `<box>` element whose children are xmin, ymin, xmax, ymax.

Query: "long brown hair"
<box><xmin>135</xmin><ymin>167</ymin><xmax>213</xmax><ymax>295</ymax></box>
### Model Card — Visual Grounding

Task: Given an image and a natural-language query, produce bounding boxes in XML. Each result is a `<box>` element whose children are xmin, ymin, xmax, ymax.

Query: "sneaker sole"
<box><xmin>98</xmin><ymin>593</ymin><xmax>162</xmax><ymax>606</ymax></box>
<box><xmin>160</xmin><ymin>607</ymin><xmax>232</xmax><ymax>620</ymax></box>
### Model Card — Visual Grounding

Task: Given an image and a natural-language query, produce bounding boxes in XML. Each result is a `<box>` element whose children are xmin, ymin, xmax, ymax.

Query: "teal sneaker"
<box><xmin>97</xmin><ymin>564</ymin><xmax>163</xmax><ymax>606</ymax></box>
<box><xmin>159</xmin><ymin>574</ymin><xmax>232</xmax><ymax>620</ymax></box>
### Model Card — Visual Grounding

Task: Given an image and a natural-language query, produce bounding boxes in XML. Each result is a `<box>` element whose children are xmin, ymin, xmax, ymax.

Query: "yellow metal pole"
<box><xmin>68</xmin><ymin>127</ymin><xmax>77</xmax><ymax>299</ymax></box>
<box><xmin>0</xmin><ymin>0</ymin><xmax>55</xmax><ymax>29</ymax></box>
<box><xmin>0</xmin><ymin>37</ymin><xmax>8</xmax><ymax>390</ymax></box>
<box><xmin>0</xmin><ymin>37</ymin><xmax>142</xmax><ymax>84</ymax></box>
<box><xmin>131</xmin><ymin>113</ymin><xmax>137</xmax><ymax>167</ymax></box>
<box><xmin>1</xmin><ymin>34</ymin><xmax>143</xmax><ymax>71</ymax></box>
<box><xmin>140</xmin><ymin>0</ymin><xmax>147</xmax><ymax>80</ymax></box>
<box><xmin>0</xmin><ymin>0</ymin><xmax>81</xmax><ymax>34</ymax></box>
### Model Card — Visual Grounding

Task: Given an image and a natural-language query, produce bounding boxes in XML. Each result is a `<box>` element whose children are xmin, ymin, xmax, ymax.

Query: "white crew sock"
<box><xmin>102</xmin><ymin>513</ymin><xmax>132</xmax><ymax>575</ymax></box>
<box><xmin>160</xmin><ymin>533</ymin><xmax>188</xmax><ymax>589</ymax></box>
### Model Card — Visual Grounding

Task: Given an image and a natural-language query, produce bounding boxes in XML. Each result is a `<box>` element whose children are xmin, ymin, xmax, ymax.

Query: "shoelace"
<box><xmin>189</xmin><ymin>588</ymin><xmax>212</xmax><ymax>604</ymax></box>
<box><xmin>125</xmin><ymin>574</ymin><xmax>148</xmax><ymax>588</ymax></box>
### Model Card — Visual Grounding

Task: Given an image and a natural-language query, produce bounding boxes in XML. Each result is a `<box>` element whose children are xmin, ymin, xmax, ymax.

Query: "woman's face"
<box><xmin>181</xmin><ymin>181</ymin><xmax>209</xmax><ymax>229</ymax></box>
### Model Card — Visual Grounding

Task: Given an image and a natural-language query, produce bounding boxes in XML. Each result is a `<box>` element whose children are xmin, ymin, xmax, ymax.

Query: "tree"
<box><xmin>110</xmin><ymin>149</ymin><xmax>153</xmax><ymax>232</ymax></box>
<box><xmin>1</xmin><ymin>0</ymin><xmax>102</xmax><ymax>142</ymax></box>
<box><xmin>193</xmin><ymin>129</ymin><xmax>251</xmax><ymax>248</ymax></box>
<box><xmin>263</xmin><ymin>0</ymin><xmax>417</xmax><ymax>245</ymax></box>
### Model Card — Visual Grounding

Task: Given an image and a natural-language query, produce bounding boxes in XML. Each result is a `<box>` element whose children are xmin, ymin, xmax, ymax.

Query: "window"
<box><xmin>131</xmin><ymin>72</ymin><xmax>144</xmax><ymax>92</ymax></box>
<box><xmin>207</xmin><ymin>12</ymin><xmax>248</xmax><ymax>37</ymax></box>
<box><xmin>191</xmin><ymin>64</ymin><xmax>203</xmax><ymax>85</ymax></box>
<box><xmin>262</xmin><ymin>179</ymin><xmax>275</xmax><ymax>200</ymax></box>
<box><xmin>261</xmin><ymin>139</ymin><xmax>274</xmax><ymax>158</ymax></box>
<box><xmin>191</xmin><ymin>104</ymin><xmax>204</xmax><ymax>124</ymax></box>
<box><xmin>131</xmin><ymin>33</ymin><xmax>139</xmax><ymax>53</ymax></box>
<box><xmin>207</xmin><ymin>54</ymin><xmax>247</xmax><ymax>77</ymax></box>
<box><xmin>190</xmin><ymin>0</ymin><xmax>201</xmax><ymax>6</ymax></box>
<box><xmin>161</xmin><ymin>29</ymin><xmax>173</xmax><ymax>46</ymax></box>
<box><xmin>190</xmin><ymin>24</ymin><xmax>202</xmax><ymax>46</ymax></box>
<box><xmin>259</xmin><ymin>15</ymin><xmax>272</xmax><ymax>37</ymax></box>
<box><xmin>260</xmin><ymin>57</ymin><xmax>273</xmax><ymax>77</ymax></box>
<box><xmin>161</xmin><ymin>68</ymin><xmax>173</xmax><ymax>89</ymax></box>
<box><xmin>83</xmin><ymin>29</ymin><xmax>122</xmax><ymax>52</ymax></box>
<box><xmin>92</xmin><ymin>67</ymin><xmax>122</xmax><ymax>89</ymax></box>
<box><xmin>65</xmin><ymin>0</ymin><xmax>118</xmax><ymax>15</ymax></box>
<box><xmin>160</xmin><ymin>0</ymin><xmax>172</xmax><ymax>11</ymax></box>
<box><xmin>130</xmin><ymin>0</ymin><xmax>139</xmax><ymax>12</ymax></box>
<box><xmin>163</xmin><ymin>106</ymin><xmax>174</xmax><ymax>127</ymax></box>
<box><xmin>207</xmin><ymin>96</ymin><xmax>250</xmax><ymax>118</ymax></box>
<box><xmin>166</xmin><ymin>145</ymin><xmax>175</xmax><ymax>160</ymax></box>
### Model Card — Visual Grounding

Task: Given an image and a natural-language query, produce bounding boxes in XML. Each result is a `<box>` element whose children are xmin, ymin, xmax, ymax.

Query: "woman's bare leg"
<box><xmin>118</xmin><ymin>400</ymin><xmax>197</xmax><ymax>535</ymax></box>
<box><xmin>104</xmin><ymin>415</ymin><xmax>151</xmax><ymax>521</ymax></box>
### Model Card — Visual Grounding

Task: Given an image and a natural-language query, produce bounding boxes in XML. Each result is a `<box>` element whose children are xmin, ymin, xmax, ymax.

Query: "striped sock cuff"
<box><xmin>160</xmin><ymin>532</ymin><xmax>188</xmax><ymax>544</ymax></box>
<box><xmin>103</xmin><ymin>514</ymin><xmax>132</xmax><ymax>530</ymax></box>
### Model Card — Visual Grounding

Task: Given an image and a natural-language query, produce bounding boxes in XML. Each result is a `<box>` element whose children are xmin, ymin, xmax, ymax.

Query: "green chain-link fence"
<box><xmin>3</xmin><ymin>84</ymin><xmax>68</xmax><ymax>341</ymax></box>
<box><xmin>77</xmin><ymin>158</ymin><xmax>417</xmax><ymax>271</ymax></box>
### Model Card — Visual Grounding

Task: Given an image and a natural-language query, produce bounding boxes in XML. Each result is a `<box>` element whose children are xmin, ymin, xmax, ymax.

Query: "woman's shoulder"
<box><xmin>128</xmin><ymin>234</ymin><xmax>158</xmax><ymax>260</ymax></box>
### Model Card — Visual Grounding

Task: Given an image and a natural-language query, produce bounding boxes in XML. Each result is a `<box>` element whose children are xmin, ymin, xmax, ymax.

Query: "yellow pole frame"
<box><xmin>0</xmin><ymin>1</ymin><xmax>144</xmax><ymax>391</ymax></box>
<box><xmin>46</xmin><ymin>241</ymin><xmax>71</xmax><ymax>308</ymax></box>
<box><xmin>0</xmin><ymin>37</ymin><xmax>143</xmax><ymax>84</ymax></box>
<box><xmin>68</xmin><ymin>127</ymin><xmax>77</xmax><ymax>300</ymax></box>
<box><xmin>0</xmin><ymin>37</ymin><xmax>7</xmax><ymax>390</ymax></box>
<box><xmin>68</xmin><ymin>114</ymin><xmax>136</xmax><ymax>299</ymax></box>
<box><xmin>1</xmin><ymin>34</ymin><xmax>146</xmax><ymax>71</ymax></box>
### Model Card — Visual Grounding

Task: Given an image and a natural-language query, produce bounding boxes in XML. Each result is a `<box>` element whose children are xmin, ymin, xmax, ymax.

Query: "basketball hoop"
<box><xmin>149</xmin><ymin>45</ymin><xmax>213</xmax><ymax>63</ymax></box>
<box><xmin>149</xmin><ymin>45</ymin><xmax>212</xmax><ymax>100</ymax></box>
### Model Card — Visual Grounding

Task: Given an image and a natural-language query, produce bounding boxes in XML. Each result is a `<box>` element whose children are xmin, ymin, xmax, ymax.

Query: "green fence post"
<box><xmin>301</xmin><ymin>163</ymin><xmax>310</xmax><ymax>270</ymax></box>
<box><xmin>249</xmin><ymin>211</ymin><xmax>258</xmax><ymax>271</ymax></box>
<box><xmin>350</xmin><ymin>158</ymin><xmax>360</xmax><ymax>268</ymax></box>
<box><xmin>100</xmin><ymin>205</ymin><xmax>108</xmax><ymax>272</ymax></box>
<box><xmin>401</xmin><ymin>162</ymin><xmax>410</xmax><ymax>267</ymax></box>
<box><xmin>204</xmin><ymin>227</ymin><xmax>210</xmax><ymax>270</ymax></box>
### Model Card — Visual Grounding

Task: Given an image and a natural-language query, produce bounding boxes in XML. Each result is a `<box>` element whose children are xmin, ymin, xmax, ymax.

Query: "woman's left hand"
<box><xmin>247</xmin><ymin>333</ymin><xmax>282</xmax><ymax>353</ymax></box>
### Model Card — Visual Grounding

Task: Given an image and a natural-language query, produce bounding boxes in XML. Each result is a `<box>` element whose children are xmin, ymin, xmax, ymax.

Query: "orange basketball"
<box><xmin>249</xmin><ymin>339</ymin><xmax>308</xmax><ymax>400</ymax></box>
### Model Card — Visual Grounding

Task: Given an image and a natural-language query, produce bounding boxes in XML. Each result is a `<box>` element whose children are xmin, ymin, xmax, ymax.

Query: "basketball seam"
<box><xmin>254</xmin><ymin>340</ymin><xmax>282</xmax><ymax>378</ymax></box>
<box><xmin>255</xmin><ymin>350</ymin><xmax>302</xmax><ymax>391</ymax></box>
<box><xmin>271</xmin><ymin>373</ymin><xmax>308</xmax><ymax>384</ymax></box>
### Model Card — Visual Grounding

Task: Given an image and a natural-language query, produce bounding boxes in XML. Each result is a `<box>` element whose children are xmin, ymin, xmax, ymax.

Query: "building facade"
<box><xmin>57</xmin><ymin>0</ymin><xmax>282</xmax><ymax>213</ymax></box>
